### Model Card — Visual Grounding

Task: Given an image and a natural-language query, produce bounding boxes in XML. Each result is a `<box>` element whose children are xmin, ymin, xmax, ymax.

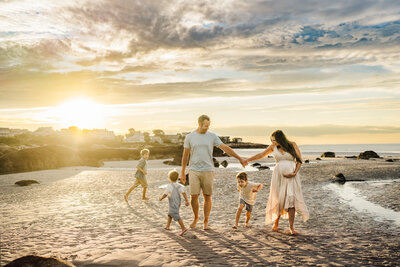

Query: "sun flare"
<box><xmin>55</xmin><ymin>98</ymin><xmax>106</xmax><ymax>129</ymax></box>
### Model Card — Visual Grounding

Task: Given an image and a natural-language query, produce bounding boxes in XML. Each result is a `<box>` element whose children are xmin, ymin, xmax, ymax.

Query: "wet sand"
<box><xmin>1</xmin><ymin>157</ymin><xmax>399</xmax><ymax>266</ymax></box>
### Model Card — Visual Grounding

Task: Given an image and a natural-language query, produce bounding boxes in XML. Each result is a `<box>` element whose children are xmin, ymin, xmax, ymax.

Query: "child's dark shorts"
<box><xmin>240</xmin><ymin>198</ymin><xmax>253</xmax><ymax>212</ymax></box>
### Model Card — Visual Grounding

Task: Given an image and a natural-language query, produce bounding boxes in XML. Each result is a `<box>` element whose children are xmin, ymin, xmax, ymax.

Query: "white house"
<box><xmin>124</xmin><ymin>132</ymin><xmax>145</xmax><ymax>143</ymax></box>
<box><xmin>84</xmin><ymin>129</ymin><xmax>116</xmax><ymax>140</ymax></box>
<box><xmin>34</xmin><ymin>127</ymin><xmax>55</xmax><ymax>136</ymax></box>
<box><xmin>0</xmin><ymin>128</ymin><xmax>12</xmax><ymax>137</ymax></box>
<box><xmin>163</xmin><ymin>134</ymin><xmax>181</xmax><ymax>144</ymax></box>
<box><xmin>150</xmin><ymin>136</ymin><xmax>163</xmax><ymax>144</ymax></box>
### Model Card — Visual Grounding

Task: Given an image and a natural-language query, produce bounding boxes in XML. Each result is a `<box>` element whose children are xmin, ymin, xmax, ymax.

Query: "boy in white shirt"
<box><xmin>159</xmin><ymin>170</ymin><xmax>189</xmax><ymax>236</ymax></box>
<box><xmin>233</xmin><ymin>172</ymin><xmax>263</xmax><ymax>229</ymax></box>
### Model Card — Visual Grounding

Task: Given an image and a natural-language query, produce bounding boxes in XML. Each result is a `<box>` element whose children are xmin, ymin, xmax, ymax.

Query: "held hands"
<box><xmin>240</xmin><ymin>158</ymin><xmax>248</xmax><ymax>168</ymax></box>
<box><xmin>252</xmin><ymin>188</ymin><xmax>259</xmax><ymax>192</ymax></box>
<box><xmin>180</xmin><ymin>173</ymin><xmax>186</xmax><ymax>184</ymax></box>
<box><xmin>283</xmin><ymin>172</ymin><xmax>296</xmax><ymax>178</ymax></box>
<box><xmin>185</xmin><ymin>201</ymin><xmax>189</xmax><ymax>206</ymax></box>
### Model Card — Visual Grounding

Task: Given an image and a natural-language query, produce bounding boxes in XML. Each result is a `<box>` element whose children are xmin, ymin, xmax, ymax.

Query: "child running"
<box><xmin>233</xmin><ymin>172</ymin><xmax>263</xmax><ymax>229</ymax></box>
<box><xmin>159</xmin><ymin>170</ymin><xmax>189</xmax><ymax>236</ymax></box>
<box><xmin>125</xmin><ymin>148</ymin><xmax>150</xmax><ymax>202</ymax></box>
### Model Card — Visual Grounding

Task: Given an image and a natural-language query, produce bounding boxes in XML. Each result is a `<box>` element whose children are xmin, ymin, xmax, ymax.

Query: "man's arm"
<box><xmin>218</xmin><ymin>143</ymin><xmax>247</xmax><ymax>167</ymax></box>
<box><xmin>180</xmin><ymin>148</ymin><xmax>190</xmax><ymax>184</ymax></box>
<box><xmin>182</xmin><ymin>192</ymin><xmax>189</xmax><ymax>206</ymax></box>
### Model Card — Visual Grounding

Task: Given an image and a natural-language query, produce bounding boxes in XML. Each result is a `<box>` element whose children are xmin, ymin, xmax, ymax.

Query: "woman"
<box><xmin>245</xmin><ymin>130</ymin><xmax>309</xmax><ymax>234</ymax></box>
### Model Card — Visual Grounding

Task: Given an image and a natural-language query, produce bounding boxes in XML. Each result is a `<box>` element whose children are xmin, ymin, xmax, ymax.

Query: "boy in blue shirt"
<box><xmin>125</xmin><ymin>149</ymin><xmax>150</xmax><ymax>202</ymax></box>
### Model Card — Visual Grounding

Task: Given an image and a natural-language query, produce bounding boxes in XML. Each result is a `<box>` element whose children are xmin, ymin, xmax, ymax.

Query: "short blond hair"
<box><xmin>168</xmin><ymin>170</ymin><xmax>179</xmax><ymax>182</ymax></box>
<box><xmin>140</xmin><ymin>148</ymin><xmax>150</xmax><ymax>157</ymax></box>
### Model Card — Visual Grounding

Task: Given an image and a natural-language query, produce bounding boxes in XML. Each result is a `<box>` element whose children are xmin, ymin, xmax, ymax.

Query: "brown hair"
<box><xmin>236</xmin><ymin>172</ymin><xmax>248</xmax><ymax>181</ymax></box>
<box><xmin>168</xmin><ymin>170</ymin><xmax>179</xmax><ymax>182</ymax></box>
<box><xmin>271</xmin><ymin>130</ymin><xmax>302</xmax><ymax>163</ymax></box>
<box><xmin>198</xmin><ymin>114</ymin><xmax>210</xmax><ymax>125</ymax></box>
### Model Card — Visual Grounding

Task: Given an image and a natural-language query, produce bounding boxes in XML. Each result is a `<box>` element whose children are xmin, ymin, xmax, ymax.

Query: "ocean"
<box><xmin>235</xmin><ymin>143</ymin><xmax>400</xmax><ymax>158</ymax></box>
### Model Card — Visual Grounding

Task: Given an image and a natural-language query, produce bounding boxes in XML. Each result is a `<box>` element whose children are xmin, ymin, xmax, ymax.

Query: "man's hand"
<box><xmin>180</xmin><ymin>173</ymin><xmax>186</xmax><ymax>184</ymax></box>
<box><xmin>185</xmin><ymin>201</ymin><xmax>189</xmax><ymax>206</ymax></box>
<box><xmin>283</xmin><ymin>172</ymin><xmax>296</xmax><ymax>178</ymax></box>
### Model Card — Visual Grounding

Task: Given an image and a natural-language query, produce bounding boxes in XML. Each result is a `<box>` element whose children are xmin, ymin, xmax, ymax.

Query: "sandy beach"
<box><xmin>1</xmin><ymin>156</ymin><xmax>400</xmax><ymax>266</ymax></box>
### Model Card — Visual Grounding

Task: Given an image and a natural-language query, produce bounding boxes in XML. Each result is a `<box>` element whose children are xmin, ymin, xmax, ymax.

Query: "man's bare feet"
<box><xmin>245</xmin><ymin>224</ymin><xmax>251</xmax><ymax>228</ymax></box>
<box><xmin>290</xmin><ymin>229</ymin><xmax>298</xmax><ymax>235</ymax></box>
<box><xmin>142</xmin><ymin>197</ymin><xmax>149</xmax><ymax>201</ymax></box>
<box><xmin>124</xmin><ymin>195</ymin><xmax>128</xmax><ymax>203</ymax></box>
<box><xmin>190</xmin><ymin>219</ymin><xmax>198</xmax><ymax>228</ymax></box>
<box><xmin>180</xmin><ymin>228</ymin><xmax>188</xmax><ymax>236</ymax></box>
<box><xmin>232</xmin><ymin>225</ymin><xmax>238</xmax><ymax>229</ymax></box>
<box><xmin>272</xmin><ymin>225</ymin><xmax>278</xmax><ymax>231</ymax></box>
<box><xmin>203</xmin><ymin>224</ymin><xmax>211</xmax><ymax>230</ymax></box>
<box><xmin>164</xmin><ymin>227</ymin><xmax>170</xmax><ymax>230</ymax></box>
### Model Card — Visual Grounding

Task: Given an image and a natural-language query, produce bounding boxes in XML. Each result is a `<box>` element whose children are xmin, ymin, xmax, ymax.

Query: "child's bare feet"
<box><xmin>124</xmin><ymin>195</ymin><xmax>128</xmax><ymax>203</ymax></box>
<box><xmin>142</xmin><ymin>197</ymin><xmax>149</xmax><ymax>200</ymax></box>
<box><xmin>203</xmin><ymin>222</ymin><xmax>211</xmax><ymax>230</ymax></box>
<box><xmin>245</xmin><ymin>223</ymin><xmax>251</xmax><ymax>228</ymax></box>
<box><xmin>272</xmin><ymin>225</ymin><xmax>278</xmax><ymax>231</ymax></box>
<box><xmin>232</xmin><ymin>225</ymin><xmax>238</xmax><ymax>229</ymax></box>
<box><xmin>180</xmin><ymin>228</ymin><xmax>188</xmax><ymax>236</ymax></box>
<box><xmin>164</xmin><ymin>227</ymin><xmax>170</xmax><ymax>230</ymax></box>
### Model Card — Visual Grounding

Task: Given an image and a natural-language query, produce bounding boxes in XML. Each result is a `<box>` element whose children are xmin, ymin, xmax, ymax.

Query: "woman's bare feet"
<box><xmin>180</xmin><ymin>228</ymin><xmax>188</xmax><ymax>236</ymax></box>
<box><xmin>190</xmin><ymin>219</ymin><xmax>198</xmax><ymax>228</ymax></box>
<box><xmin>142</xmin><ymin>197</ymin><xmax>149</xmax><ymax>200</ymax></box>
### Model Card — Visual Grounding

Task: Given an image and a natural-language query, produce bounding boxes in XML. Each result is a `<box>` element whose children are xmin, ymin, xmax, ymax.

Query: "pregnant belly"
<box><xmin>276</xmin><ymin>160</ymin><xmax>295</xmax><ymax>175</ymax></box>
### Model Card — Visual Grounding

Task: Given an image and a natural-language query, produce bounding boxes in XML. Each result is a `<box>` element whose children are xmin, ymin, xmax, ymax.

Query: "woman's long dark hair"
<box><xmin>271</xmin><ymin>130</ymin><xmax>302</xmax><ymax>163</ymax></box>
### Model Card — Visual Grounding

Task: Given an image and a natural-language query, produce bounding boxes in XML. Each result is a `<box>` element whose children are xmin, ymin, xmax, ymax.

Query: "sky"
<box><xmin>0</xmin><ymin>0</ymin><xmax>399</xmax><ymax>144</ymax></box>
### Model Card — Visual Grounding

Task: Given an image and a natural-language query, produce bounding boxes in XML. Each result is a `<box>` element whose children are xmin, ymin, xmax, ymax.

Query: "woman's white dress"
<box><xmin>265</xmin><ymin>146</ymin><xmax>309</xmax><ymax>225</ymax></box>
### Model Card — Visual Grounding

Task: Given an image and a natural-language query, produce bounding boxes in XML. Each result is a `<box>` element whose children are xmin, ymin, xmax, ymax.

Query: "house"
<box><xmin>124</xmin><ymin>132</ymin><xmax>145</xmax><ymax>143</ymax></box>
<box><xmin>232</xmin><ymin>137</ymin><xmax>243</xmax><ymax>143</ymax></box>
<box><xmin>33</xmin><ymin>127</ymin><xmax>55</xmax><ymax>136</ymax></box>
<box><xmin>150</xmin><ymin>136</ymin><xmax>163</xmax><ymax>144</ymax></box>
<box><xmin>219</xmin><ymin>136</ymin><xmax>230</xmax><ymax>143</ymax></box>
<box><xmin>0</xmin><ymin>128</ymin><xmax>12</xmax><ymax>137</ymax></box>
<box><xmin>163</xmin><ymin>134</ymin><xmax>180</xmax><ymax>144</ymax></box>
<box><xmin>83</xmin><ymin>129</ymin><xmax>116</xmax><ymax>140</ymax></box>
<box><xmin>11</xmin><ymin>129</ymin><xmax>29</xmax><ymax>136</ymax></box>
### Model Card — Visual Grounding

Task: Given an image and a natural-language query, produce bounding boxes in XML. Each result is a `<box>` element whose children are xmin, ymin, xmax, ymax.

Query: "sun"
<box><xmin>55</xmin><ymin>98</ymin><xmax>106</xmax><ymax>129</ymax></box>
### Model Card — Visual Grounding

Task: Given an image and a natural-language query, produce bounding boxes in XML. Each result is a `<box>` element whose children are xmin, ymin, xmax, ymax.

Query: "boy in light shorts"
<box><xmin>159</xmin><ymin>170</ymin><xmax>190</xmax><ymax>236</ymax></box>
<box><xmin>124</xmin><ymin>149</ymin><xmax>150</xmax><ymax>202</ymax></box>
<box><xmin>233</xmin><ymin>172</ymin><xmax>263</xmax><ymax>229</ymax></box>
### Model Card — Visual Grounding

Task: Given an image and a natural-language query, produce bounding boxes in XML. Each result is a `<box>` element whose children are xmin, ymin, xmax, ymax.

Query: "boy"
<box><xmin>125</xmin><ymin>148</ymin><xmax>150</xmax><ymax>202</ymax></box>
<box><xmin>233</xmin><ymin>172</ymin><xmax>263</xmax><ymax>229</ymax></box>
<box><xmin>159</xmin><ymin>170</ymin><xmax>189</xmax><ymax>236</ymax></box>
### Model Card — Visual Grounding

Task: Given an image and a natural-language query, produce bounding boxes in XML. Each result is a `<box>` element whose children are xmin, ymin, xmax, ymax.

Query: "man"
<box><xmin>181</xmin><ymin>115</ymin><xmax>247</xmax><ymax>230</ymax></box>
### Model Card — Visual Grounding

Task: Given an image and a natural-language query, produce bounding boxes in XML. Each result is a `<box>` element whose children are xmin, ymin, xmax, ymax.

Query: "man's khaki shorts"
<box><xmin>133</xmin><ymin>177</ymin><xmax>148</xmax><ymax>188</ymax></box>
<box><xmin>189</xmin><ymin>170</ymin><xmax>214</xmax><ymax>196</ymax></box>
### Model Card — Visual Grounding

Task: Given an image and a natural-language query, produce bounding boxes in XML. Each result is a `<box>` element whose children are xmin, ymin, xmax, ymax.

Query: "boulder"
<box><xmin>316</xmin><ymin>158</ymin><xmax>321</xmax><ymax>161</ymax></box>
<box><xmin>304</xmin><ymin>160</ymin><xmax>310</xmax><ymax>163</ymax></box>
<box><xmin>220</xmin><ymin>160</ymin><xmax>228</xmax><ymax>168</ymax></box>
<box><xmin>358</xmin><ymin>150</ymin><xmax>380</xmax><ymax>160</ymax></box>
<box><xmin>321</xmin><ymin>152</ymin><xmax>335</xmax><ymax>158</ymax></box>
<box><xmin>257</xmin><ymin>165</ymin><xmax>270</xmax><ymax>170</ymax></box>
<box><xmin>331</xmin><ymin>173</ymin><xmax>346</xmax><ymax>184</ymax></box>
<box><xmin>5</xmin><ymin>255</ymin><xmax>75</xmax><ymax>267</ymax></box>
<box><xmin>15</xmin><ymin>180</ymin><xmax>39</xmax><ymax>186</ymax></box>
<box><xmin>251</xmin><ymin>163</ymin><xmax>261</xmax><ymax>167</ymax></box>
<box><xmin>386</xmin><ymin>159</ymin><xmax>394</xmax><ymax>162</ymax></box>
<box><xmin>345</xmin><ymin>156</ymin><xmax>357</xmax><ymax>159</ymax></box>
<box><xmin>213</xmin><ymin>158</ymin><xmax>220</xmax><ymax>168</ymax></box>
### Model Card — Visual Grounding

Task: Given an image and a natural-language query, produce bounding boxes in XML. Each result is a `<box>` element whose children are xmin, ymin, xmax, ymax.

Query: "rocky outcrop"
<box><xmin>321</xmin><ymin>152</ymin><xmax>335</xmax><ymax>158</ymax></box>
<box><xmin>251</xmin><ymin>163</ymin><xmax>261</xmax><ymax>167</ymax></box>
<box><xmin>15</xmin><ymin>180</ymin><xmax>39</xmax><ymax>186</ymax></box>
<box><xmin>316</xmin><ymin>158</ymin><xmax>321</xmax><ymax>161</ymax></box>
<box><xmin>213</xmin><ymin>158</ymin><xmax>220</xmax><ymax>168</ymax></box>
<box><xmin>331</xmin><ymin>173</ymin><xmax>346</xmax><ymax>184</ymax></box>
<box><xmin>358</xmin><ymin>150</ymin><xmax>380</xmax><ymax>160</ymax></box>
<box><xmin>220</xmin><ymin>160</ymin><xmax>228</xmax><ymax>168</ymax></box>
<box><xmin>5</xmin><ymin>255</ymin><xmax>75</xmax><ymax>267</ymax></box>
<box><xmin>257</xmin><ymin>165</ymin><xmax>270</xmax><ymax>170</ymax></box>
<box><xmin>304</xmin><ymin>160</ymin><xmax>310</xmax><ymax>163</ymax></box>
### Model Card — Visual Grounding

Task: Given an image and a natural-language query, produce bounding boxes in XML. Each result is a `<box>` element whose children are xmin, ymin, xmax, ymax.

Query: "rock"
<box><xmin>213</xmin><ymin>147</ymin><xmax>225</xmax><ymax>157</ymax></box>
<box><xmin>213</xmin><ymin>158</ymin><xmax>220</xmax><ymax>168</ymax></box>
<box><xmin>251</xmin><ymin>163</ymin><xmax>261</xmax><ymax>167</ymax></box>
<box><xmin>15</xmin><ymin>180</ymin><xmax>39</xmax><ymax>186</ymax></box>
<box><xmin>358</xmin><ymin>150</ymin><xmax>380</xmax><ymax>160</ymax></box>
<box><xmin>5</xmin><ymin>255</ymin><xmax>75</xmax><ymax>267</ymax></box>
<box><xmin>221</xmin><ymin>160</ymin><xmax>228</xmax><ymax>168</ymax></box>
<box><xmin>331</xmin><ymin>173</ymin><xmax>346</xmax><ymax>184</ymax></box>
<box><xmin>386</xmin><ymin>159</ymin><xmax>394</xmax><ymax>162</ymax></box>
<box><xmin>316</xmin><ymin>158</ymin><xmax>321</xmax><ymax>161</ymax></box>
<box><xmin>304</xmin><ymin>160</ymin><xmax>310</xmax><ymax>163</ymax></box>
<box><xmin>257</xmin><ymin>165</ymin><xmax>270</xmax><ymax>170</ymax></box>
<box><xmin>345</xmin><ymin>156</ymin><xmax>357</xmax><ymax>159</ymax></box>
<box><xmin>321</xmin><ymin>152</ymin><xmax>335</xmax><ymax>158</ymax></box>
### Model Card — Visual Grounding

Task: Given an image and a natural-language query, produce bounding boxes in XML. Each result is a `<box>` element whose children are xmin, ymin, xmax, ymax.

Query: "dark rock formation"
<box><xmin>316</xmin><ymin>158</ymin><xmax>321</xmax><ymax>161</ymax></box>
<box><xmin>386</xmin><ymin>159</ymin><xmax>394</xmax><ymax>162</ymax></box>
<box><xmin>345</xmin><ymin>156</ymin><xmax>357</xmax><ymax>159</ymax></box>
<box><xmin>15</xmin><ymin>180</ymin><xmax>39</xmax><ymax>186</ymax></box>
<box><xmin>331</xmin><ymin>173</ymin><xmax>346</xmax><ymax>184</ymax></box>
<box><xmin>358</xmin><ymin>150</ymin><xmax>380</xmax><ymax>160</ymax></box>
<box><xmin>5</xmin><ymin>255</ymin><xmax>75</xmax><ymax>267</ymax></box>
<box><xmin>213</xmin><ymin>158</ymin><xmax>220</xmax><ymax>168</ymax></box>
<box><xmin>304</xmin><ymin>160</ymin><xmax>310</xmax><ymax>163</ymax></box>
<box><xmin>321</xmin><ymin>152</ymin><xmax>335</xmax><ymax>158</ymax></box>
<box><xmin>220</xmin><ymin>160</ymin><xmax>228</xmax><ymax>168</ymax></box>
<box><xmin>251</xmin><ymin>163</ymin><xmax>261</xmax><ymax>167</ymax></box>
<box><xmin>257</xmin><ymin>165</ymin><xmax>270</xmax><ymax>170</ymax></box>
